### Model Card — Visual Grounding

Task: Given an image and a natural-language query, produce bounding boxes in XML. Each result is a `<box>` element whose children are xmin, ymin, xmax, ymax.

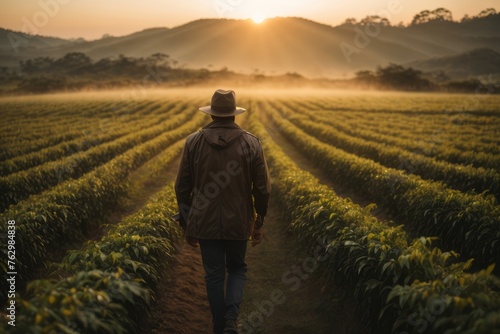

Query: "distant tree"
<box><xmin>18</xmin><ymin>75</ymin><xmax>67</xmax><ymax>93</ymax></box>
<box><xmin>70</xmin><ymin>38</ymin><xmax>86</xmax><ymax>44</ymax></box>
<box><xmin>476</xmin><ymin>8</ymin><xmax>497</xmax><ymax>18</ymax></box>
<box><xmin>375</xmin><ymin>64</ymin><xmax>431</xmax><ymax>90</ymax></box>
<box><xmin>446</xmin><ymin>79</ymin><xmax>482</xmax><ymax>92</ymax></box>
<box><xmin>411</xmin><ymin>10</ymin><xmax>431</xmax><ymax>25</ymax></box>
<box><xmin>355</xmin><ymin>70</ymin><xmax>376</xmax><ymax>83</ymax></box>
<box><xmin>148</xmin><ymin>53</ymin><xmax>170</xmax><ymax>67</ymax></box>
<box><xmin>20</xmin><ymin>57</ymin><xmax>54</xmax><ymax>74</ymax></box>
<box><xmin>285</xmin><ymin>72</ymin><xmax>303</xmax><ymax>79</ymax></box>
<box><xmin>0</xmin><ymin>67</ymin><xmax>8</xmax><ymax>83</ymax></box>
<box><xmin>433</xmin><ymin>8</ymin><xmax>453</xmax><ymax>21</ymax></box>
<box><xmin>342</xmin><ymin>18</ymin><xmax>357</xmax><ymax>25</ymax></box>
<box><xmin>424</xmin><ymin>70</ymin><xmax>450</xmax><ymax>83</ymax></box>
<box><xmin>411</xmin><ymin>8</ymin><xmax>453</xmax><ymax>25</ymax></box>
<box><xmin>92</xmin><ymin>57</ymin><xmax>112</xmax><ymax>72</ymax></box>
<box><xmin>360</xmin><ymin>15</ymin><xmax>391</xmax><ymax>26</ymax></box>
<box><xmin>117</xmin><ymin>54</ymin><xmax>132</xmax><ymax>64</ymax></box>
<box><xmin>461</xmin><ymin>14</ymin><xmax>471</xmax><ymax>22</ymax></box>
<box><xmin>195</xmin><ymin>68</ymin><xmax>210</xmax><ymax>80</ymax></box>
<box><xmin>53</xmin><ymin>52</ymin><xmax>92</xmax><ymax>74</ymax></box>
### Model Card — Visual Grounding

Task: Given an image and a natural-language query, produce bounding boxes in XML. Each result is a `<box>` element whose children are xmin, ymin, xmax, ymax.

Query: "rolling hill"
<box><xmin>409</xmin><ymin>48</ymin><xmax>500</xmax><ymax>80</ymax></box>
<box><xmin>1</xmin><ymin>14</ymin><xmax>500</xmax><ymax>78</ymax></box>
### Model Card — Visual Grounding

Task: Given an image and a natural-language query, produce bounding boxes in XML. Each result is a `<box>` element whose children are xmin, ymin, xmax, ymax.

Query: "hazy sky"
<box><xmin>1</xmin><ymin>0</ymin><xmax>498</xmax><ymax>40</ymax></box>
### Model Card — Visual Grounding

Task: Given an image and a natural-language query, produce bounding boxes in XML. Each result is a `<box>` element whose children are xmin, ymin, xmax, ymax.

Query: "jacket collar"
<box><xmin>203</xmin><ymin>120</ymin><xmax>242</xmax><ymax>130</ymax></box>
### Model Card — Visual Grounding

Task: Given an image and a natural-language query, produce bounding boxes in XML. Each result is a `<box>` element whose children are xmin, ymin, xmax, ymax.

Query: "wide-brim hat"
<box><xmin>199</xmin><ymin>89</ymin><xmax>246</xmax><ymax>117</ymax></box>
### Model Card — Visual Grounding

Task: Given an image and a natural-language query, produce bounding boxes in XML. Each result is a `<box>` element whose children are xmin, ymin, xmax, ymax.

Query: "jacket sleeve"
<box><xmin>252</xmin><ymin>142</ymin><xmax>271</xmax><ymax>218</ymax></box>
<box><xmin>175</xmin><ymin>140</ymin><xmax>193</xmax><ymax>229</ymax></box>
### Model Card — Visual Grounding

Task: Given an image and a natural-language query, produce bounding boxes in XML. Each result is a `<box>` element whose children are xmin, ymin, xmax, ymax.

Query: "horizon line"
<box><xmin>2</xmin><ymin>10</ymin><xmax>498</xmax><ymax>42</ymax></box>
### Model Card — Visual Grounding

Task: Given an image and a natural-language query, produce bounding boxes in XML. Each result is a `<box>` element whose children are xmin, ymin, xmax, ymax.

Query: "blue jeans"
<box><xmin>199</xmin><ymin>239</ymin><xmax>248</xmax><ymax>334</ymax></box>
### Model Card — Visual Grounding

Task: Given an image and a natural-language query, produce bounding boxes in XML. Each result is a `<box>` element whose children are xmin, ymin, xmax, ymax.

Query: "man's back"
<box><xmin>174</xmin><ymin>89</ymin><xmax>270</xmax><ymax>334</ymax></box>
<box><xmin>175</xmin><ymin>118</ymin><xmax>270</xmax><ymax>240</ymax></box>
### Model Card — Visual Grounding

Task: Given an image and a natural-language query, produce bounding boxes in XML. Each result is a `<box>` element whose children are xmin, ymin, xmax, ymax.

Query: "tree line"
<box><xmin>3</xmin><ymin>52</ymin><xmax>498</xmax><ymax>94</ymax></box>
<box><xmin>354</xmin><ymin>64</ymin><xmax>499</xmax><ymax>94</ymax></box>
<box><xmin>342</xmin><ymin>7</ymin><xmax>497</xmax><ymax>28</ymax></box>
<box><xmin>15</xmin><ymin>52</ymin><xmax>213</xmax><ymax>93</ymax></box>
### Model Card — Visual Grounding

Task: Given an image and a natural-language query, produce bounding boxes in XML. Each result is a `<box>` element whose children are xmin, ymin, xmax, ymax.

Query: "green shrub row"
<box><xmin>263</xmin><ymin>101</ymin><xmax>500</xmax><ymax>271</ymax></box>
<box><xmin>9</xmin><ymin>182</ymin><xmax>182</xmax><ymax>334</ymax></box>
<box><xmin>0</xmin><ymin>101</ymin><xmax>174</xmax><ymax>176</ymax></box>
<box><xmin>289</xmin><ymin>100</ymin><xmax>500</xmax><ymax>170</ymax></box>
<box><xmin>273</xmin><ymin>101</ymin><xmax>500</xmax><ymax>199</ymax></box>
<box><xmin>333</xmin><ymin>106</ymin><xmax>500</xmax><ymax>146</ymax></box>
<box><xmin>247</xmin><ymin>104</ymin><xmax>500</xmax><ymax>333</ymax></box>
<box><xmin>0</xmin><ymin>103</ymin><xmax>194</xmax><ymax>211</ymax></box>
<box><xmin>0</xmin><ymin>100</ymin><xmax>131</xmax><ymax>160</ymax></box>
<box><xmin>0</xmin><ymin>112</ymin><xmax>204</xmax><ymax>299</ymax></box>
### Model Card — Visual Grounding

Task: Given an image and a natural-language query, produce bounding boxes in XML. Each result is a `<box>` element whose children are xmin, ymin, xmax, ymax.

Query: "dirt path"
<box><xmin>144</xmin><ymin>244</ymin><xmax>212</xmax><ymax>334</ymax></box>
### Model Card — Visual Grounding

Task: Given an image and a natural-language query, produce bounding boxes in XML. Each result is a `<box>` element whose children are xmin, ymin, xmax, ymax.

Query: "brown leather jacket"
<box><xmin>175</xmin><ymin>119</ymin><xmax>271</xmax><ymax>240</ymax></box>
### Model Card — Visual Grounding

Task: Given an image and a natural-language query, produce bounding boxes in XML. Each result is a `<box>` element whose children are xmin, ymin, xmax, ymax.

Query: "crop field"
<box><xmin>1</xmin><ymin>90</ymin><xmax>499</xmax><ymax>333</ymax></box>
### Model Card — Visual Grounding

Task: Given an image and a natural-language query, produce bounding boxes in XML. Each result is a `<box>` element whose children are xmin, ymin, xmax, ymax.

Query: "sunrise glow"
<box><xmin>0</xmin><ymin>0</ymin><xmax>497</xmax><ymax>39</ymax></box>
<box><xmin>251</xmin><ymin>15</ymin><xmax>266</xmax><ymax>24</ymax></box>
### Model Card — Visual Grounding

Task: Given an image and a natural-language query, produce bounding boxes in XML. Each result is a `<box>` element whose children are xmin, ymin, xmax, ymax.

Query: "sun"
<box><xmin>251</xmin><ymin>14</ymin><xmax>267</xmax><ymax>24</ymax></box>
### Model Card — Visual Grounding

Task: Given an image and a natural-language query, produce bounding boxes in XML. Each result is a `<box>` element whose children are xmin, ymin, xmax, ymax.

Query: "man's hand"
<box><xmin>186</xmin><ymin>236</ymin><xmax>199</xmax><ymax>248</ymax></box>
<box><xmin>251</xmin><ymin>227</ymin><xmax>263</xmax><ymax>247</ymax></box>
<box><xmin>254</xmin><ymin>214</ymin><xmax>264</xmax><ymax>230</ymax></box>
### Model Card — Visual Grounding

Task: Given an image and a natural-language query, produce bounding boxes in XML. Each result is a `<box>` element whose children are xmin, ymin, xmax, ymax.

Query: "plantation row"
<box><xmin>270</xmin><ymin>100</ymin><xmax>500</xmax><ymax>199</ymax></box>
<box><xmin>297</xmin><ymin>98</ymin><xmax>500</xmax><ymax>147</ymax></box>
<box><xmin>315</xmin><ymin>109</ymin><xmax>500</xmax><ymax>155</ymax></box>
<box><xmin>306</xmin><ymin>94</ymin><xmax>500</xmax><ymax>114</ymax></box>
<box><xmin>1</xmin><ymin>96</ymin><xmax>195</xmax><ymax>333</ymax></box>
<box><xmin>353</xmin><ymin>113</ymin><xmax>498</xmax><ymax>149</ymax></box>
<box><xmin>10</xmin><ymin>180</ymin><xmax>182</xmax><ymax>333</ymax></box>
<box><xmin>0</xmin><ymin>101</ymin><xmax>187</xmax><ymax>176</ymax></box>
<box><xmin>0</xmin><ymin>102</ymin><xmax>186</xmax><ymax>176</ymax></box>
<box><xmin>0</xmin><ymin>100</ymin><xmax>126</xmax><ymax>144</ymax></box>
<box><xmin>0</xmin><ymin>109</ymin><xmax>205</xmax><ymax>300</ymax></box>
<box><xmin>320</xmin><ymin>105</ymin><xmax>500</xmax><ymax>129</ymax></box>
<box><xmin>0</xmin><ymin>99</ymin><xmax>163</xmax><ymax>160</ymax></box>
<box><xmin>0</xmin><ymin>103</ymin><xmax>196</xmax><ymax>212</ymax></box>
<box><xmin>284</xmin><ymin>100</ymin><xmax>500</xmax><ymax>170</ymax></box>
<box><xmin>261</xmin><ymin>101</ymin><xmax>500</xmax><ymax>270</ymax></box>
<box><xmin>248</xmin><ymin>103</ymin><xmax>500</xmax><ymax>333</ymax></box>
<box><xmin>335</xmin><ymin>112</ymin><xmax>500</xmax><ymax>157</ymax></box>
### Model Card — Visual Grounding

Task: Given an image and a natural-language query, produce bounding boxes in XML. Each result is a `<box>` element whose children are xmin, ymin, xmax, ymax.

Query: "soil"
<box><xmin>143</xmin><ymin>243</ymin><xmax>213</xmax><ymax>334</ymax></box>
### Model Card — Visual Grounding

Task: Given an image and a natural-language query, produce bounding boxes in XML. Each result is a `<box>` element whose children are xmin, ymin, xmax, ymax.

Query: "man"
<box><xmin>175</xmin><ymin>89</ymin><xmax>271</xmax><ymax>334</ymax></box>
